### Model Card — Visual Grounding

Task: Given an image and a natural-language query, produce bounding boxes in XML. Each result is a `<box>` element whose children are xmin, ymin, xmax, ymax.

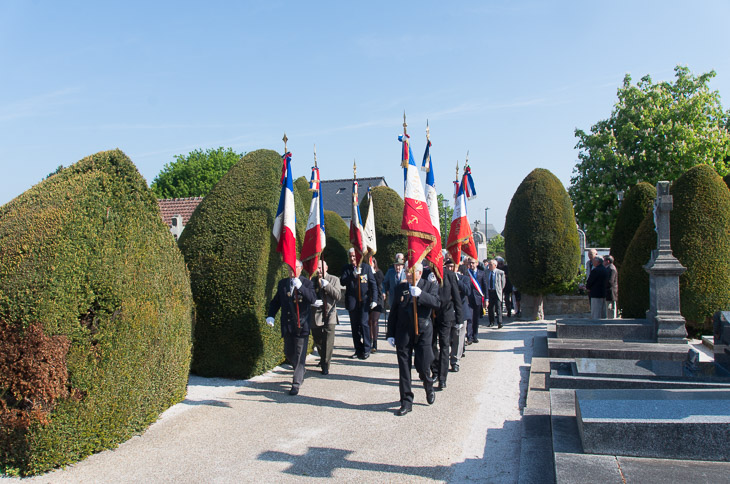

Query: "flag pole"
<box><xmin>354</xmin><ymin>159</ymin><xmax>362</xmax><ymax>303</ymax></box>
<box><xmin>403</xmin><ymin>111</ymin><xmax>419</xmax><ymax>336</ymax></box>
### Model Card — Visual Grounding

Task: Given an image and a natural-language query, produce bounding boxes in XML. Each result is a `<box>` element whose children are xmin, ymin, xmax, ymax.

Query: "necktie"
<box><xmin>490</xmin><ymin>272</ymin><xmax>495</xmax><ymax>290</ymax></box>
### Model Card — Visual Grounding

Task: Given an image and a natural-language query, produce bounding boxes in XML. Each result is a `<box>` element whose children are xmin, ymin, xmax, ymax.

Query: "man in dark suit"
<box><xmin>432</xmin><ymin>257</ymin><xmax>464</xmax><ymax>390</ymax></box>
<box><xmin>266</xmin><ymin>259</ymin><xmax>317</xmax><ymax>395</ymax></box>
<box><xmin>386</xmin><ymin>262</ymin><xmax>440</xmax><ymax>416</ymax></box>
<box><xmin>603</xmin><ymin>255</ymin><xmax>618</xmax><ymax>319</ymax></box>
<box><xmin>485</xmin><ymin>259</ymin><xmax>506</xmax><ymax>329</ymax></box>
<box><xmin>464</xmin><ymin>257</ymin><xmax>487</xmax><ymax>344</ymax></box>
<box><xmin>585</xmin><ymin>256</ymin><xmax>608</xmax><ymax>320</ymax></box>
<box><xmin>450</xmin><ymin>258</ymin><xmax>470</xmax><ymax>372</ymax></box>
<box><xmin>340</xmin><ymin>248</ymin><xmax>377</xmax><ymax>359</ymax></box>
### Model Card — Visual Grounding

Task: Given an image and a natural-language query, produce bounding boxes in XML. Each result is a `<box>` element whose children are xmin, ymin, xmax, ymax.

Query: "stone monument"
<box><xmin>644</xmin><ymin>181</ymin><xmax>687</xmax><ymax>343</ymax></box>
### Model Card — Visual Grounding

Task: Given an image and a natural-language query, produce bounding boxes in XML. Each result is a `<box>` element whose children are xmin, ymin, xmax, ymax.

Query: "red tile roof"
<box><xmin>157</xmin><ymin>197</ymin><xmax>203</xmax><ymax>228</ymax></box>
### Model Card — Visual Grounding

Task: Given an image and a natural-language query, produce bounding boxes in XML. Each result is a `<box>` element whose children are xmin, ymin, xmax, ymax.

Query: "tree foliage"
<box><xmin>437</xmin><ymin>193</ymin><xmax>453</xmax><ymax>243</ymax></box>
<box><xmin>504</xmin><ymin>168</ymin><xmax>580</xmax><ymax>295</ymax></box>
<box><xmin>151</xmin><ymin>147</ymin><xmax>243</xmax><ymax>198</ymax></box>
<box><xmin>610</xmin><ymin>182</ymin><xmax>656</xmax><ymax>269</ymax></box>
<box><xmin>487</xmin><ymin>234</ymin><xmax>505</xmax><ymax>260</ymax></box>
<box><xmin>570</xmin><ymin>66</ymin><xmax>730</xmax><ymax>246</ymax></box>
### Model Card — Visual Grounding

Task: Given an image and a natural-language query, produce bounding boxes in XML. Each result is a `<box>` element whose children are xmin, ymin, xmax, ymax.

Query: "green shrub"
<box><xmin>179</xmin><ymin>149</ymin><xmax>295</xmax><ymax>378</ymax></box>
<box><xmin>504</xmin><ymin>168</ymin><xmax>580</xmax><ymax>295</ymax></box>
<box><xmin>724</xmin><ymin>173</ymin><xmax>730</xmax><ymax>190</ymax></box>
<box><xmin>0</xmin><ymin>149</ymin><xmax>192</xmax><ymax>475</ymax></box>
<box><xmin>359</xmin><ymin>185</ymin><xmax>406</xmax><ymax>272</ymax></box>
<box><xmin>670</xmin><ymin>164</ymin><xmax>730</xmax><ymax>333</ymax></box>
<box><xmin>618</xmin><ymin>211</ymin><xmax>655</xmax><ymax>318</ymax></box>
<box><xmin>610</xmin><ymin>182</ymin><xmax>656</xmax><ymax>269</ymax></box>
<box><xmin>321</xmin><ymin>210</ymin><xmax>349</xmax><ymax>277</ymax></box>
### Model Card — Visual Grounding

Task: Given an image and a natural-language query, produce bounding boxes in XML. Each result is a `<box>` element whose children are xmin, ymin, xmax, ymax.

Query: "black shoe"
<box><xmin>358</xmin><ymin>353</ymin><xmax>370</xmax><ymax>360</ymax></box>
<box><xmin>450</xmin><ymin>364</ymin><xmax>459</xmax><ymax>372</ymax></box>
<box><xmin>350</xmin><ymin>353</ymin><xmax>360</xmax><ymax>359</ymax></box>
<box><xmin>466</xmin><ymin>339</ymin><xmax>473</xmax><ymax>346</ymax></box>
<box><xmin>487</xmin><ymin>322</ymin><xmax>493</xmax><ymax>327</ymax></box>
<box><xmin>426</xmin><ymin>388</ymin><xmax>436</xmax><ymax>405</ymax></box>
<box><xmin>473</xmin><ymin>338</ymin><xmax>479</xmax><ymax>343</ymax></box>
<box><xmin>396</xmin><ymin>406</ymin><xmax>412</xmax><ymax>416</ymax></box>
<box><xmin>321</xmin><ymin>364</ymin><xmax>329</xmax><ymax>375</ymax></box>
<box><xmin>437</xmin><ymin>380</ymin><xmax>447</xmax><ymax>391</ymax></box>
<box><xmin>289</xmin><ymin>387</ymin><xmax>299</xmax><ymax>395</ymax></box>
<box><xmin>498</xmin><ymin>323</ymin><xmax>503</xmax><ymax>329</ymax></box>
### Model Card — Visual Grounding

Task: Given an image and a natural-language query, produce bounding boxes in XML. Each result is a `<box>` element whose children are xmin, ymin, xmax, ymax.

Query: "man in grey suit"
<box><xmin>486</xmin><ymin>259</ymin><xmax>506</xmax><ymax>329</ymax></box>
<box><xmin>310</xmin><ymin>259</ymin><xmax>343</xmax><ymax>375</ymax></box>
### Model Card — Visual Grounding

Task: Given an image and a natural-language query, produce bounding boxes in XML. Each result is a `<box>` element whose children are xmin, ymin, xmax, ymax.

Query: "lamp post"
<box><xmin>485</xmin><ymin>207</ymin><xmax>490</xmax><ymax>246</ymax></box>
<box><xmin>617</xmin><ymin>190</ymin><xmax>624</xmax><ymax>207</ymax></box>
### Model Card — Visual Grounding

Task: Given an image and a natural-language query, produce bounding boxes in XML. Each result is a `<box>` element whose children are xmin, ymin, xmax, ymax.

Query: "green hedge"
<box><xmin>724</xmin><ymin>173</ymin><xmax>730</xmax><ymax>190</ymax></box>
<box><xmin>670</xmin><ymin>164</ymin><xmax>730</xmax><ymax>333</ymax></box>
<box><xmin>618</xmin><ymin>211</ymin><xmax>655</xmax><ymax>318</ymax></box>
<box><xmin>179</xmin><ymin>149</ymin><xmax>304</xmax><ymax>378</ymax></box>
<box><xmin>321</xmin><ymin>210</ymin><xmax>349</xmax><ymax>277</ymax></box>
<box><xmin>610</xmin><ymin>182</ymin><xmax>656</xmax><ymax>269</ymax></box>
<box><xmin>504</xmin><ymin>168</ymin><xmax>580</xmax><ymax>295</ymax></box>
<box><xmin>0</xmin><ymin>149</ymin><xmax>192</xmax><ymax>475</ymax></box>
<box><xmin>359</xmin><ymin>185</ymin><xmax>406</xmax><ymax>272</ymax></box>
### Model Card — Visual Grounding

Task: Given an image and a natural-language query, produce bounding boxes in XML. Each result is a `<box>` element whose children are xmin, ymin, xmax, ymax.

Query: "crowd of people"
<box><xmin>583</xmin><ymin>248</ymin><xmax>618</xmax><ymax>320</ymax></box>
<box><xmin>266</xmin><ymin>250</ymin><xmax>518</xmax><ymax>416</ymax></box>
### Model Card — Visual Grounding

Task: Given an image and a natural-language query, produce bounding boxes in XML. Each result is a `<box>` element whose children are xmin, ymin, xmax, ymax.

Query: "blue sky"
<box><xmin>2</xmin><ymin>1</ymin><xmax>729</xmax><ymax>233</ymax></box>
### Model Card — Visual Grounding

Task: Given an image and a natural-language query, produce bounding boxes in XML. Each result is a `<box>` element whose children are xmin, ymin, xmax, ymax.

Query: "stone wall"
<box><xmin>544</xmin><ymin>294</ymin><xmax>590</xmax><ymax>316</ymax></box>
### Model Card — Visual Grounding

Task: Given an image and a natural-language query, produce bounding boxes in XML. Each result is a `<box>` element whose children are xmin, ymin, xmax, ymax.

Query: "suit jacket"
<box><xmin>436</xmin><ymin>269</ymin><xmax>464</xmax><ymax>325</ymax></box>
<box><xmin>586</xmin><ymin>264</ymin><xmax>608</xmax><ymax>299</ymax></box>
<box><xmin>464</xmin><ymin>268</ymin><xmax>487</xmax><ymax>308</ymax></box>
<box><xmin>340</xmin><ymin>263</ymin><xmax>377</xmax><ymax>311</ymax></box>
<box><xmin>382</xmin><ymin>265</ymin><xmax>406</xmax><ymax>308</ymax></box>
<box><xmin>454</xmin><ymin>271</ymin><xmax>469</xmax><ymax>322</ymax></box>
<box><xmin>310</xmin><ymin>273</ymin><xmax>343</xmax><ymax>327</ymax></box>
<box><xmin>485</xmin><ymin>268</ymin><xmax>506</xmax><ymax>301</ymax></box>
<box><xmin>605</xmin><ymin>263</ymin><xmax>618</xmax><ymax>302</ymax></box>
<box><xmin>268</xmin><ymin>276</ymin><xmax>316</xmax><ymax>337</ymax></box>
<box><xmin>386</xmin><ymin>278</ymin><xmax>440</xmax><ymax>339</ymax></box>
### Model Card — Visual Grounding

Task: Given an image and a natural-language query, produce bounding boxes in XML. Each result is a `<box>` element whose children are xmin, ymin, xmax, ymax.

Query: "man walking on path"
<box><xmin>464</xmin><ymin>257</ymin><xmax>487</xmax><ymax>344</ymax></box>
<box><xmin>310</xmin><ymin>259</ymin><xmax>343</xmax><ymax>375</ymax></box>
<box><xmin>432</xmin><ymin>257</ymin><xmax>464</xmax><ymax>390</ymax></box>
<box><xmin>450</xmin><ymin>258</ymin><xmax>469</xmax><ymax>372</ymax></box>
<box><xmin>387</xmin><ymin>262</ymin><xmax>440</xmax><ymax>416</ymax></box>
<box><xmin>341</xmin><ymin>248</ymin><xmax>377</xmax><ymax>360</ymax></box>
<box><xmin>603</xmin><ymin>255</ymin><xmax>618</xmax><ymax>319</ymax></box>
<box><xmin>486</xmin><ymin>259</ymin><xmax>506</xmax><ymax>329</ymax></box>
<box><xmin>266</xmin><ymin>259</ymin><xmax>316</xmax><ymax>395</ymax></box>
<box><xmin>585</xmin><ymin>256</ymin><xmax>608</xmax><ymax>320</ymax></box>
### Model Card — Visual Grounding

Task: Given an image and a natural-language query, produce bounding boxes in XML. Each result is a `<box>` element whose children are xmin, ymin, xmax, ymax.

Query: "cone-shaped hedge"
<box><xmin>0</xmin><ymin>150</ymin><xmax>192</xmax><ymax>475</ymax></box>
<box><xmin>618</xmin><ymin>211</ymin><xmax>655</xmax><ymax>318</ymax></box>
<box><xmin>179</xmin><ymin>149</ymin><xmax>306</xmax><ymax>378</ymax></box>
<box><xmin>610</xmin><ymin>182</ymin><xmax>656</xmax><ymax>269</ymax></box>
<box><xmin>359</xmin><ymin>185</ymin><xmax>406</xmax><ymax>271</ymax></box>
<box><xmin>670</xmin><ymin>164</ymin><xmax>730</xmax><ymax>332</ymax></box>
<box><xmin>504</xmin><ymin>168</ymin><xmax>580</xmax><ymax>295</ymax></box>
<box><xmin>321</xmin><ymin>210</ymin><xmax>349</xmax><ymax>277</ymax></box>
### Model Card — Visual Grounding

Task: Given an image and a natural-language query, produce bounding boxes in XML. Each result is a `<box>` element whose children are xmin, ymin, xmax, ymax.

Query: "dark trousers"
<box><xmin>467</xmin><ymin>305</ymin><xmax>481</xmax><ymax>341</ymax></box>
<box><xmin>450</xmin><ymin>321</ymin><xmax>466</xmax><ymax>365</ymax></box>
<box><xmin>432</xmin><ymin>319</ymin><xmax>453</xmax><ymax>382</ymax></box>
<box><xmin>349</xmin><ymin>306</ymin><xmax>371</xmax><ymax>356</ymax></box>
<box><xmin>395</xmin><ymin>323</ymin><xmax>434</xmax><ymax>407</ymax></box>
<box><xmin>488</xmin><ymin>290</ymin><xmax>503</xmax><ymax>325</ymax></box>
<box><xmin>311</xmin><ymin>323</ymin><xmax>336</xmax><ymax>367</ymax></box>
<box><xmin>284</xmin><ymin>333</ymin><xmax>309</xmax><ymax>390</ymax></box>
<box><xmin>503</xmin><ymin>289</ymin><xmax>513</xmax><ymax>315</ymax></box>
<box><xmin>368</xmin><ymin>309</ymin><xmax>381</xmax><ymax>350</ymax></box>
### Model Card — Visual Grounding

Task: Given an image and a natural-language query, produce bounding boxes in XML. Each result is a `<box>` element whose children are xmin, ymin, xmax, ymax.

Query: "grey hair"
<box><xmin>348</xmin><ymin>248</ymin><xmax>356</xmax><ymax>254</ymax></box>
<box><xmin>296</xmin><ymin>259</ymin><xmax>303</xmax><ymax>268</ymax></box>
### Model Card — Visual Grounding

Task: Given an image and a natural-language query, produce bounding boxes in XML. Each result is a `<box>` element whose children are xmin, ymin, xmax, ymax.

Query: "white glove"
<box><xmin>370</xmin><ymin>301</ymin><xmax>377</xmax><ymax>309</ymax></box>
<box><xmin>313</xmin><ymin>299</ymin><xmax>323</xmax><ymax>307</ymax></box>
<box><xmin>291</xmin><ymin>277</ymin><xmax>302</xmax><ymax>289</ymax></box>
<box><xmin>320</xmin><ymin>278</ymin><xmax>329</xmax><ymax>287</ymax></box>
<box><xmin>355</xmin><ymin>267</ymin><xmax>361</xmax><ymax>275</ymax></box>
<box><xmin>387</xmin><ymin>337</ymin><xmax>396</xmax><ymax>347</ymax></box>
<box><xmin>265</xmin><ymin>317</ymin><xmax>275</xmax><ymax>327</ymax></box>
<box><xmin>409</xmin><ymin>285</ymin><xmax>422</xmax><ymax>297</ymax></box>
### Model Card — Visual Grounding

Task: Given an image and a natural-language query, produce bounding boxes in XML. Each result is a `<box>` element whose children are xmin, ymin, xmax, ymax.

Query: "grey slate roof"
<box><xmin>320</xmin><ymin>177</ymin><xmax>388</xmax><ymax>221</ymax></box>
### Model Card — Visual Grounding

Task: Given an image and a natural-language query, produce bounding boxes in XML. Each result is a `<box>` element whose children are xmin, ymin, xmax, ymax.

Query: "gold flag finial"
<box><xmin>283</xmin><ymin>133</ymin><xmax>288</xmax><ymax>153</ymax></box>
<box><xmin>455</xmin><ymin>160</ymin><xmax>460</xmax><ymax>181</ymax></box>
<box><xmin>353</xmin><ymin>159</ymin><xmax>357</xmax><ymax>179</ymax></box>
<box><xmin>464</xmin><ymin>150</ymin><xmax>470</xmax><ymax>169</ymax></box>
<box><xmin>426</xmin><ymin>119</ymin><xmax>430</xmax><ymax>141</ymax></box>
<box><xmin>403</xmin><ymin>111</ymin><xmax>408</xmax><ymax>136</ymax></box>
<box><xmin>313</xmin><ymin>144</ymin><xmax>317</xmax><ymax>168</ymax></box>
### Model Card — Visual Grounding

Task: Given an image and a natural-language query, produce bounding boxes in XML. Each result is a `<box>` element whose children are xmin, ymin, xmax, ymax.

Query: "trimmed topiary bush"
<box><xmin>179</xmin><ymin>149</ymin><xmax>298</xmax><ymax>379</ymax></box>
<box><xmin>504</xmin><ymin>168</ymin><xmax>580</xmax><ymax>296</ymax></box>
<box><xmin>670</xmin><ymin>164</ymin><xmax>730</xmax><ymax>333</ymax></box>
<box><xmin>359</xmin><ymin>185</ymin><xmax>406</xmax><ymax>271</ymax></box>
<box><xmin>321</xmin><ymin>210</ymin><xmax>349</xmax><ymax>277</ymax></box>
<box><xmin>617</xmin><ymin>211</ymin><xmax>655</xmax><ymax>318</ymax></box>
<box><xmin>610</xmin><ymin>182</ymin><xmax>656</xmax><ymax>269</ymax></box>
<box><xmin>0</xmin><ymin>149</ymin><xmax>193</xmax><ymax>475</ymax></box>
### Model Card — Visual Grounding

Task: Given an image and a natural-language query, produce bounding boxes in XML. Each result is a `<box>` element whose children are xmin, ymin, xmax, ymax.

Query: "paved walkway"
<box><xmin>11</xmin><ymin>311</ymin><xmax>546</xmax><ymax>483</ymax></box>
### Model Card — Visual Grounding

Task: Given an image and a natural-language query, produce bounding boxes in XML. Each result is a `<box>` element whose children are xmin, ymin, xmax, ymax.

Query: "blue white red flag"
<box><xmin>399</xmin><ymin>133</ymin><xmax>443</xmax><ymax>283</ymax></box>
<box><xmin>422</xmin><ymin>138</ymin><xmax>442</xmax><ymax>250</ymax></box>
<box><xmin>362</xmin><ymin>186</ymin><xmax>377</xmax><ymax>263</ymax></box>
<box><xmin>302</xmin><ymin>165</ymin><xmax>326</xmax><ymax>276</ymax></box>
<box><xmin>349</xmin><ymin>178</ymin><xmax>365</xmax><ymax>266</ymax></box>
<box><xmin>447</xmin><ymin>174</ymin><xmax>478</xmax><ymax>263</ymax></box>
<box><xmin>273</xmin><ymin>151</ymin><xmax>297</xmax><ymax>273</ymax></box>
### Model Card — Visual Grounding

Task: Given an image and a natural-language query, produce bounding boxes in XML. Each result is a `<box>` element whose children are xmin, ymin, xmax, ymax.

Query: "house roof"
<box><xmin>320</xmin><ymin>177</ymin><xmax>388</xmax><ymax>220</ymax></box>
<box><xmin>157</xmin><ymin>197</ymin><xmax>203</xmax><ymax>228</ymax></box>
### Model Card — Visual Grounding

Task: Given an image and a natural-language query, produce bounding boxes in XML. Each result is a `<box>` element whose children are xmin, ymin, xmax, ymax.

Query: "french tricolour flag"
<box><xmin>350</xmin><ymin>178</ymin><xmax>366</xmax><ymax>266</ymax></box>
<box><xmin>302</xmin><ymin>166</ymin><xmax>326</xmax><ymax>276</ymax></box>
<box><xmin>447</xmin><ymin>171</ymin><xmax>478</xmax><ymax>262</ymax></box>
<box><xmin>273</xmin><ymin>152</ymin><xmax>297</xmax><ymax>273</ymax></box>
<box><xmin>400</xmin><ymin>133</ymin><xmax>442</xmax><ymax>282</ymax></box>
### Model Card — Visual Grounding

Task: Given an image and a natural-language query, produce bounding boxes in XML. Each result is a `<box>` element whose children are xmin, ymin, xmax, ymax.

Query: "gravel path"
<box><xmin>9</xmin><ymin>311</ymin><xmax>546</xmax><ymax>483</ymax></box>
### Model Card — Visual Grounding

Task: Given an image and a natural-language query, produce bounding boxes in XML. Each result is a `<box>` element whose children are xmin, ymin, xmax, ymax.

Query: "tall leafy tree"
<box><xmin>570</xmin><ymin>66</ymin><xmax>730</xmax><ymax>246</ymax></box>
<box><xmin>487</xmin><ymin>233</ymin><xmax>505</xmax><ymax>259</ymax></box>
<box><xmin>151</xmin><ymin>147</ymin><xmax>243</xmax><ymax>198</ymax></box>
<box><xmin>437</xmin><ymin>193</ymin><xmax>453</xmax><ymax>244</ymax></box>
